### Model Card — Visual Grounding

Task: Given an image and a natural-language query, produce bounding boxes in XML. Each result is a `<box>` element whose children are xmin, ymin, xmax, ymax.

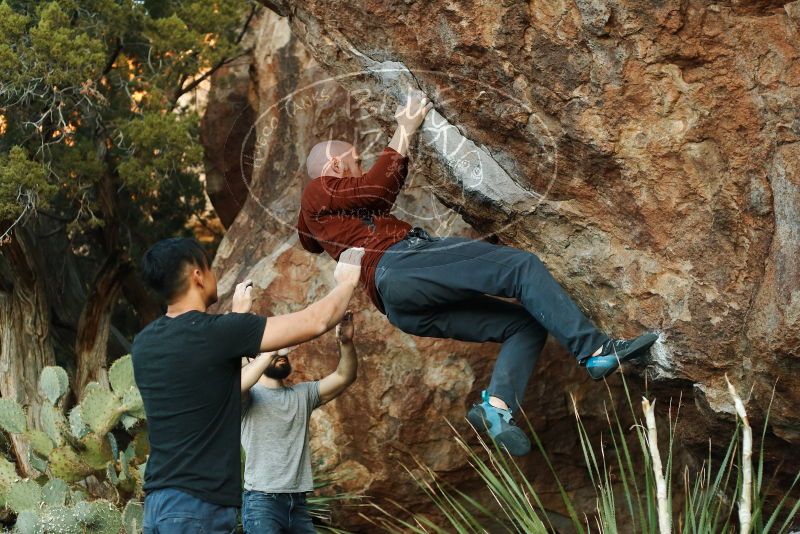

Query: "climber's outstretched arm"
<box><xmin>258</xmin><ymin>248</ymin><xmax>362</xmax><ymax>352</ymax></box>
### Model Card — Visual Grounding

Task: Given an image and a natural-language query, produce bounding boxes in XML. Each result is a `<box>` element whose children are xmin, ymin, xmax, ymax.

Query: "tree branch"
<box><xmin>170</xmin><ymin>6</ymin><xmax>258</xmax><ymax>105</ymax></box>
<box><xmin>172</xmin><ymin>50</ymin><xmax>251</xmax><ymax>105</ymax></box>
<box><xmin>236</xmin><ymin>4</ymin><xmax>260</xmax><ymax>45</ymax></box>
<box><xmin>100</xmin><ymin>38</ymin><xmax>123</xmax><ymax>79</ymax></box>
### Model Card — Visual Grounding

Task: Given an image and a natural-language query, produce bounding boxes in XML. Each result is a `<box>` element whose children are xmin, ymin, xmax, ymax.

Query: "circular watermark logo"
<box><xmin>235</xmin><ymin>68</ymin><xmax>558</xmax><ymax>258</ymax></box>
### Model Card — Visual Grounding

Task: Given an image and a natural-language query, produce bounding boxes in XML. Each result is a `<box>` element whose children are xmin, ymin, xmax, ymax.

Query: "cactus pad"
<box><xmin>0</xmin><ymin>398</ymin><xmax>28</xmax><ymax>434</ymax></box>
<box><xmin>108</xmin><ymin>432</ymin><xmax>119</xmax><ymax>462</ymax></box>
<box><xmin>121</xmin><ymin>414</ymin><xmax>139</xmax><ymax>431</ymax></box>
<box><xmin>39</xmin><ymin>504</ymin><xmax>83</xmax><ymax>534</ymax></box>
<box><xmin>48</xmin><ymin>446</ymin><xmax>93</xmax><ymax>483</ymax></box>
<box><xmin>26</xmin><ymin>429</ymin><xmax>55</xmax><ymax>457</ymax></box>
<box><xmin>6</xmin><ymin>479</ymin><xmax>42</xmax><ymax>513</ymax></box>
<box><xmin>12</xmin><ymin>509</ymin><xmax>38</xmax><ymax>534</ymax></box>
<box><xmin>80</xmin><ymin>387</ymin><xmax>122</xmax><ymax>435</ymax></box>
<box><xmin>119</xmin><ymin>445</ymin><xmax>135</xmax><ymax>481</ymax></box>
<box><xmin>71</xmin><ymin>500</ymin><xmax>93</xmax><ymax>522</ymax></box>
<box><xmin>39</xmin><ymin>405</ymin><xmax>66</xmax><ymax>447</ymax></box>
<box><xmin>68</xmin><ymin>405</ymin><xmax>89</xmax><ymax>439</ymax></box>
<box><xmin>70</xmin><ymin>488</ymin><xmax>87</xmax><ymax>505</ymax></box>
<box><xmin>85</xmin><ymin>499</ymin><xmax>123</xmax><ymax>534</ymax></box>
<box><xmin>0</xmin><ymin>457</ymin><xmax>19</xmax><ymax>508</ymax></box>
<box><xmin>41</xmin><ymin>478</ymin><xmax>68</xmax><ymax>506</ymax></box>
<box><xmin>122</xmin><ymin>387</ymin><xmax>145</xmax><ymax>419</ymax></box>
<box><xmin>78</xmin><ymin>433</ymin><xmax>113</xmax><ymax>470</ymax></box>
<box><xmin>38</xmin><ymin>366</ymin><xmax>69</xmax><ymax>406</ymax></box>
<box><xmin>109</xmin><ymin>355</ymin><xmax>136</xmax><ymax>397</ymax></box>
<box><xmin>122</xmin><ymin>501</ymin><xmax>144</xmax><ymax>534</ymax></box>
<box><xmin>0</xmin><ymin>455</ymin><xmax>19</xmax><ymax>490</ymax></box>
<box><xmin>80</xmin><ymin>381</ymin><xmax>103</xmax><ymax>401</ymax></box>
<box><xmin>106</xmin><ymin>462</ymin><xmax>119</xmax><ymax>486</ymax></box>
<box><xmin>28</xmin><ymin>451</ymin><xmax>48</xmax><ymax>475</ymax></box>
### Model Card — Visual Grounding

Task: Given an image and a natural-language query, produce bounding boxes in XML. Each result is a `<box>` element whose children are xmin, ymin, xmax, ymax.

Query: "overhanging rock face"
<box><xmin>253</xmin><ymin>0</ymin><xmax>800</xmax><ymax>439</ymax></box>
<box><xmin>206</xmin><ymin>2</ymin><xmax>800</xmax><ymax>526</ymax></box>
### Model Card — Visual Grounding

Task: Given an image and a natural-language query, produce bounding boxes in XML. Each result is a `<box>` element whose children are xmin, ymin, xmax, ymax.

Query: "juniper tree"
<box><xmin>0</xmin><ymin>0</ymin><xmax>255</xmax><ymax>475</ymax></box>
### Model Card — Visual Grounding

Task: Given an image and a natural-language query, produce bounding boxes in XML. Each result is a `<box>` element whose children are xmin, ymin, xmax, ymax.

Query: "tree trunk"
<box><xmin>74</xmin><ymin>253</ymin><xmax>129</xmax><ymax>393</ymax></box>
<box><xmin>0</xmin><ymin>226</ymin><xmax>56</xmax><ymax>477</ymax></box>
<box><xmin>73</xmin><ymin>163</ymin><xmax>128</xmax><ymax>394</ymax></box>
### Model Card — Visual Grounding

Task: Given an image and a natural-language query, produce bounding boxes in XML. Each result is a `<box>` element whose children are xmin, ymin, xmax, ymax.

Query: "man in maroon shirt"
<box><xmin>297</xmin><ymin>93</ymin><xmax>657</xmax><ymax>456</ymax></box>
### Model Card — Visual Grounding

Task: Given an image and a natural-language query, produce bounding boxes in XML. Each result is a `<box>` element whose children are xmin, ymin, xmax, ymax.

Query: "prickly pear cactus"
<box><xmin>26</xmin><ymin>429</ymin><xmax>55</xmax><ymax>457</ymax></box>
<box><xmin>5</xmin><ymin>479</ymin><xmax>42</xmax><ymax>514</ymax></box>
<box><xmin>78</xmin><ymin>433</ymin><xmax>114</xmax><ymax>471</ymax></box>
<box><xmin>85</xmin><ymin>499</ymin><xmax>123</xmax><ymax>534</ymax></box>
<box><xmin>109</xmin><ymin>355</ymin><xmax>137</xmax><ymax>397</ymax></box>
<box><xmin>3</xmin><ymin>363</ymin><xmax>150</xmax><ymax>532</ymax></box>
<box><xmin>0</xmin><ymin>398</ymin><xmax>28</xmax><ymax>434</ymax></box>
<box><xmin>71</xmin><ymin>500</ymin><xmax>94</xmax><ymax>522</ymax></box>
<box><xmin>81</xmin><ymin>387</ymin><xmax>123</xmax><ymax>436</ymax></box>
<box><xmin>13</xmin><ymin>509</ymin><xmax>38</xmax><ymax>534</ymax></box>
<box><xmin>108</xmin><ymin>432</ymin><xmax>119</xmax><ymax>461</ymax></box>
<box><xmin>122</xmin><ymin>501</ymin><xmax>144</xmax><ymax>534</ymax></box>
<box><xmin>39</xmin><ymin>404</ymin><xmax>67</xmax><ymax>447</ymax></box>
<box><xmin>122</xmin><ymin>388</ymin><xmax>145</xmax><ymax>420</ymax></box>
<box><xmin>39</xmin><ymin>503</ymin><xmax>83</xmax><ymax>534</ymax></box>
<box><xmin>28</xmin><ymin>451</ymin><xmax>48</xmax><ymax>475</ymax></box>
<box><xmin>38</xmin><ymin>366</ymin><xmax>69</xmax><ymax>406</ymax></box>
<box><xmin>48</xmin><ymin>446</ymin><xmax>93</xmax><ymax>483</ymax></box>
<box><xmin>41</xmin><ymin>478</ymin><xmax>68</xmax><ymax>506</ymax></box>
<box><xmin>115</xmin><ymin>445</ymin><xmax>143</xmax><ymax>495</ymax></box>
<box><xmin>68</xmin><ymin>405</ymin><xmax>89</xmax><ymax>439</ymax></box>
<box><xmin>0</xmin><ymin>456</ymin><xmax>19</xmax><ymax>507</ymax></box>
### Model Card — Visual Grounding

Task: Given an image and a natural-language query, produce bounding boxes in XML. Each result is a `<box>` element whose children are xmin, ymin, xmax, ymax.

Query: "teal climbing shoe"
<box><xmin>466</xmin><ymin>391</ymin><xmax>531</xmax><ymax>456</ymax></box>
<box><xmin>581</xmin><ymin>332</ymin><xmax>659</xmax><ymax>380</ymax></box>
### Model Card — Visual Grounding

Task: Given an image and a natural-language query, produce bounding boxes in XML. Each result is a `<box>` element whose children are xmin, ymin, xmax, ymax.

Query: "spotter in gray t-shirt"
<box><xmin>240</xmin><ymin>382</ymin><xmax>320</xmax><ymax>493</ymax></box>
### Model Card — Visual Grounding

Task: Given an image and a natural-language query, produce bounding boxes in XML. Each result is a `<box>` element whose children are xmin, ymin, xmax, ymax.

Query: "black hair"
<box><xmin>141</xmin><ymin>238</ymin><xmax>210</xmax><ymax>302</ymax></box>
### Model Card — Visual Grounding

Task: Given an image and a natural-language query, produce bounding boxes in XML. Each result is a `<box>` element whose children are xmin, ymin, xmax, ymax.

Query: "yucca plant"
<box><xmin>366</xmin><ymin>369</ymin><xmax>800</xmax><ymax>533</ymax></box>
<box><xmin>307</xmin><ymin>471</ymin><xmax>362</xmax><ymax>532</ymax></box>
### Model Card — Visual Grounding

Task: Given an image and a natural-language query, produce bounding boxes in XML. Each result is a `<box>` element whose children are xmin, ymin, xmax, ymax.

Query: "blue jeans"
<box><xmin>143</xmin><ymin>488</ymin><xmax>238</xmax><ymax>534</ymax></box>
<box><xmin>242</xmin><ymin>490</ymin><xmax>316</xmax><ymax>534</ymax></box>
<box><xmin>376</xmin><ymin>234</ymin><xmax>609</xmax><ymax>411</ymax></box>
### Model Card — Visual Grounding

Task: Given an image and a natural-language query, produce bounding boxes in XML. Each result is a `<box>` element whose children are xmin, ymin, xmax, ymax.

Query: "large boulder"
<box><xmin>204</xmin><ymin>2</ymin><xmax>799</xmax><ymax>528</ymax></box>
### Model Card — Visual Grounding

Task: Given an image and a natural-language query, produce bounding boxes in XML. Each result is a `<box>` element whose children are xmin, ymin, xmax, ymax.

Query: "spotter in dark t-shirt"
<box><xmin>132</xmin><ymin>311</ymin><xmax>266</xmax><ymax>507</ymax></box>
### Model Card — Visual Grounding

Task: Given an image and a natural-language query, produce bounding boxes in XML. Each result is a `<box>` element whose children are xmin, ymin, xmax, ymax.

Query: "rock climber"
<box><xmin>239</xmin><ymin>310</ymin><xmax>358</xmax><ymax>534</ymax></box>
<box><xmin>132</xmin><ymin>237</ymin><xmax>362</xmax><ymax>533</ymax></box>
<box><xmin>296</xmin><ymin>91</ymin><xmax>658</xmax><ymax>456</ymax></box>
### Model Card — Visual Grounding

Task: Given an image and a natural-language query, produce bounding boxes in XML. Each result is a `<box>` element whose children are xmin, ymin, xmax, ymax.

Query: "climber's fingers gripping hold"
<box><xmin>396</xmin><ymin>88</ymin><xmax>433</xmax><ymax>134</ymax></box>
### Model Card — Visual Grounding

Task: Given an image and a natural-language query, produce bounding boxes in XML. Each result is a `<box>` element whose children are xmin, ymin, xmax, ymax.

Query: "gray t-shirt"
<box><xmin>241</xmin><ymin>382</ymin><xmax>320</xmax><ymax>493</ymax></box>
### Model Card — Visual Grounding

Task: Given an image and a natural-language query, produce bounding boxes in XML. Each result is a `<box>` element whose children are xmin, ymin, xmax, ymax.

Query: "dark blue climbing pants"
<box><xmin>375</xmin><ymin>232</ymin><xmax>609</xmax><ymax>412</ymax></box>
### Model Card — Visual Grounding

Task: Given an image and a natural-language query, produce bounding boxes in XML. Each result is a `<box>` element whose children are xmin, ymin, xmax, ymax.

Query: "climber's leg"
<box><xmin>383</xmin><ymin>294</ymin><xmax>547</xmax><ymax>412</ymax></box>
<box><xmin>376</xmin><ymin>235</ymin><xmax>608</xmax><ymax>360</ymax></box>
<box><xmin>382</xmin><ymin>294</ymin><xmax>547</xmax><ymax>455</ymax></box>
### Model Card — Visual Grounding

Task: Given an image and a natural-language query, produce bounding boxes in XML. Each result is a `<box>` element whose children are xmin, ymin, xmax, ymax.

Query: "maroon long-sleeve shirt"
<box><xmin>297</xmin><ymin>147</ymin><xmax>412</xmax><ymax>313</ymax></box>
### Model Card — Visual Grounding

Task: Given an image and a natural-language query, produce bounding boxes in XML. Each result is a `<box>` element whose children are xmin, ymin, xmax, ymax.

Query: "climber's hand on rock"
<box><xmin>389</xmin><ymin>88</ymin><xmax>434</xmax><ymax>155</ymax></box>
<box><xmin>395</xmin><ymin>90</ymin><xmax>433</xmax><ymax>135</ymax></box>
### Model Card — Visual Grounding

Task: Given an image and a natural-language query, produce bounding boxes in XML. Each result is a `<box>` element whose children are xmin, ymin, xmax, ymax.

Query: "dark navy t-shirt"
<box><xmin>132</xmin><ymin>311</ymin><xmax>266</xmax><ymax>507</ymax></box>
